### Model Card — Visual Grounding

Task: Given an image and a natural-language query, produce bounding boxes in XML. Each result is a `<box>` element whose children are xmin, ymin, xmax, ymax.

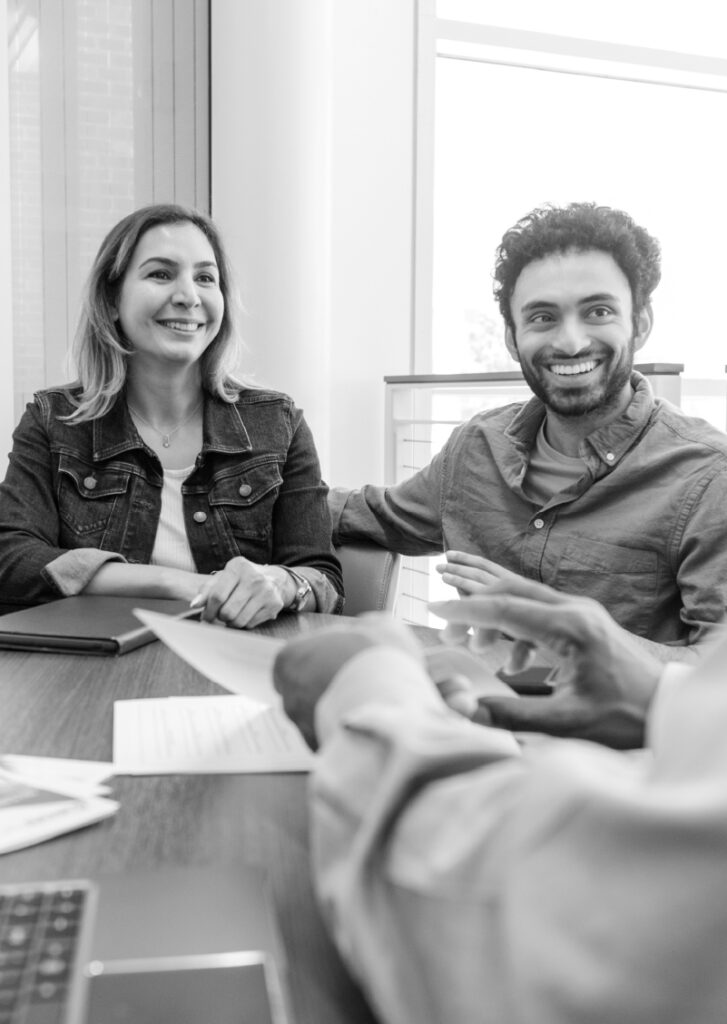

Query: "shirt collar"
<box><xmin>581</xmin><ymin>371</ymin><xmax>655</xmax><ymax>467</ymax></box>
<box><xmin>504</xmin><ymin>371</ymin><xmax>656</xmax><ymax>468</ymax></box>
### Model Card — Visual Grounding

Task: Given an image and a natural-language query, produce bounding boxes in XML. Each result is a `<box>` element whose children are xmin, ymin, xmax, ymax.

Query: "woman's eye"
<box><xmin>197</xmin><ymin>273</ymin><xmax>218</xmax><ymax>285</ymax></box>
<box><xmin>148</xmin><ymin>269</ymin><xmax>170</xmax><ymax>280</ymax></box>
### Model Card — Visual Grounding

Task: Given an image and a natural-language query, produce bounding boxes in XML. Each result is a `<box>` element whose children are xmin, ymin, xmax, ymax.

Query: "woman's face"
<box><xmin>115</xmin><ymin>221</ymin><xmax>225</xmax><ymax>369</ymax></box>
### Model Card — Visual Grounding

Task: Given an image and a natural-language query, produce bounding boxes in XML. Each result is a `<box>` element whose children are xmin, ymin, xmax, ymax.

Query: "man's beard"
<box><xmin>519</xmin><ymin>338</ymin><xmax>636</xmax><ymax>418</ymax></box>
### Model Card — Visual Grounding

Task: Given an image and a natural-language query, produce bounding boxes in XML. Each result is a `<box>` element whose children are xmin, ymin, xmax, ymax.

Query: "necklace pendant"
<box><xmin>162</xmin><ymin>436</ymin><xmax>171</xmax><ymax>448</ymax></box>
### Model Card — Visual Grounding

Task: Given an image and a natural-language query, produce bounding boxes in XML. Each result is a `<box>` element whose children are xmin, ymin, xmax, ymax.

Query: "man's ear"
<box><xmin>505</xmin><ymin>325</ymin><xmax>520</xmax><ymax>363</ymax></box>
<box><xmin>633</xmin><ymin>303</ymin><xmax>653</xmax><ymax>353</ymax></box>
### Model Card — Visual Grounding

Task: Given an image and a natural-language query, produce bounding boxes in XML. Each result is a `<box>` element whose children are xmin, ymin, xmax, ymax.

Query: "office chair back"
<box><xmin>335</xmin><ymin>542</ymin><xmax>401</xmax><ymax>616</ymax></box>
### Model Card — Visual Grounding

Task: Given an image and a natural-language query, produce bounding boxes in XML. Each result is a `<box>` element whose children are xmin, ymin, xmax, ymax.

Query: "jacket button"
<box><xmin>533</xmin><ymin>518</ymin><xmax>545</xmax><ymax>530</ymax></box>
<box><xmin>193</xmin><ymin>511</ymin><xmax>207</xmax><ymax>524</ymax></box>
<box><xmin>238</xmin><ymin>483</ymin><xmax>252</xmax><ymax>497</ymax></box>
<box><xmin>83</xmin><ymin>476</ymin><xmax>97</xmax><ymax>490</ymax></box>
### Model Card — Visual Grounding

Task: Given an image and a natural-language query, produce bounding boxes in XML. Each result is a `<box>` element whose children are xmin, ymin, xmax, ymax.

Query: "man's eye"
<box><xmin>589</xmin><ymin>306</ymin><xmax>613</xmax><ymax>319</ymax></box>
<box><xmin>529</xmin><ymin>313</ymin><xmax>554</xmax><ymax>325</ymax></box>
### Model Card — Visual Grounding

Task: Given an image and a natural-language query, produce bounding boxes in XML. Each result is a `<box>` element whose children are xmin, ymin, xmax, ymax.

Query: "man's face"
<box><xmin>505</xmin><ymin>249</ymin><xmax>651</xmax><ymax>417</ymax></box>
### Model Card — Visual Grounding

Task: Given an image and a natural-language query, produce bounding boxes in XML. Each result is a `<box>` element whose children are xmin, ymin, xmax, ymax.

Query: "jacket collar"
<box><xmin>92</xmin><ymin>391</ymin><xmax>253</xmax><ymax>461</ymax></box>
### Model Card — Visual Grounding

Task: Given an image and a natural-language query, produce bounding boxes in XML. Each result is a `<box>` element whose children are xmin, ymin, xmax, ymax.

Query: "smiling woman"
<box><xmin>0</xmin><ymin>204</ymin><xmax>343</xmax><ymax>627</ymax></box>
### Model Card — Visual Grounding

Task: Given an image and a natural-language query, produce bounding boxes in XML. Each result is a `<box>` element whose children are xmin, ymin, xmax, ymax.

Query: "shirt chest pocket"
<box><xmin>57</xmin><ymin>457</ymin><xmax>131</xmax><ymax>542</ymax></box>
<box><xmin>208</xmin><ymin>458</ymin><xmax>284</xmax><ymax>541</ymax></box>
<box><xmin>553</xmin><ymin>537</ymin><xmax>659</xmax><ymax>634</ymax></box>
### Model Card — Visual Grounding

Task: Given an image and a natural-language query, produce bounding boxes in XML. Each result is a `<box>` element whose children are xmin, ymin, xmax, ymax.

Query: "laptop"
<box><xmin>0</xmin><ymin>864</ymin><xmax>289</xmax><ymax>1023</ymax></box>
<box><xmin>0</xmin><ymin>596</ymin><xmax>203</xmax><ymax>656</ymax></box>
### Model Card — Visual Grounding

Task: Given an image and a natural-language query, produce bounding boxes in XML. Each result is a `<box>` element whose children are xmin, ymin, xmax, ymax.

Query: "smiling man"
<box><xmin>331</xmin><ymin>202</ymin><xmax>727</xmax><ymax>659</ymax></box>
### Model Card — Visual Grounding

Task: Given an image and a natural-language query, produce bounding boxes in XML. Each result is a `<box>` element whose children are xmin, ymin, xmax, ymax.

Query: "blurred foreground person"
<box><xmin>274</xmin><ymin>580</ymin><xmax>727</xmax><ymax>1024</ymax></box>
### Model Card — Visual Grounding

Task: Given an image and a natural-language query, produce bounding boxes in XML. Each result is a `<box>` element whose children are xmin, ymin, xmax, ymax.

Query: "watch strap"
<box><xmin>282</xmin><ymin>567</ymin><xmax>313</xmax><ymax>612</ymax></box>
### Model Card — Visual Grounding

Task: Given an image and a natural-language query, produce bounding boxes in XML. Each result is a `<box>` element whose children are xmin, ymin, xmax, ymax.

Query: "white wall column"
<box><xmin>211</xmin><ymin>0</ymin><xmax>415</xmax><ymax>486</ymax></box>
<box><xmin>0</xmin><ymin>1</ymin><xmax>15</xmax><ymax>476</ymax></box>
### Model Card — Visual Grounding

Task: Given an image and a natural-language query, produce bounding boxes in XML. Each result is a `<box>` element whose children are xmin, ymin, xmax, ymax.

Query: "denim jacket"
<box><xmin>331</xmin><ymin>373</ymin><xmax>727</xmax><ymax>655</ymax></box>
<box><xmin>0</xmin><ymin>386</ymin><xmax>343</xmax><ymax>614</ymax></box>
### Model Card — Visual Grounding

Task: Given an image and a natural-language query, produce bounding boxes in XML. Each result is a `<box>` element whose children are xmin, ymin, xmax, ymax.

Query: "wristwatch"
<box><xmin>282</xmin><ymin>567</ymin><xmax>313</xmax><ymax>612</ymax></box>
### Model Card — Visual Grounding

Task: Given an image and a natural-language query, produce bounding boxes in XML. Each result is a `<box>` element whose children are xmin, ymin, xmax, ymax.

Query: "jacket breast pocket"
<box><xmin>553</xmin><ymin>537</ymin><xmax>659</xmax><ymax>635</ymax></box>
<box><xmin>57</xmin><ymin>457</ymin><xmax>131</xmax><ymax>545</ymax></box>
<box><xmin>208</xmin><ymin>458</ymin><xmax>284</xmax><ymax>547</ymax></box>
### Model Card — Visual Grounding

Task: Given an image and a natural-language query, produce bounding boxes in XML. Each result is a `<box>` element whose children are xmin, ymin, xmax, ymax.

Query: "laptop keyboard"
<box><xmin>0</xmin><ymin>882</ymin><xmax>89</xmax><ymax>1024</ymax></box>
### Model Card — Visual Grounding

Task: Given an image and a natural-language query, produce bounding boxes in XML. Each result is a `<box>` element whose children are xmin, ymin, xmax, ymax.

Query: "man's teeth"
<box><xmin>550</xmin><ymin>360</ymin><xmax>598</xmax><ymax>376</ymax></box>
<box><xmin>161</xmin><ymin>321</ymin><xmax>199</xmax><ymax>332</ymax></box>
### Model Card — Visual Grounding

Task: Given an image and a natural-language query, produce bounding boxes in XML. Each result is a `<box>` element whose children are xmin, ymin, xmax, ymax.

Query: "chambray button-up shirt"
<box><xmin>331</xmin><ymin>373</ymin><xmax>727</xmax><ymax>653</ymax></box>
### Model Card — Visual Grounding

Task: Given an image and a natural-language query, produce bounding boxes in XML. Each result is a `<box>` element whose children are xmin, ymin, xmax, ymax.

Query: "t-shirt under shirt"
<box><xmin>522</xmin><ymin>422</ymin><xmax>587</xmax><ymax>506</ymax></box>
<box><xmin>150</xmin><ymin>465</ymin><xmax>197</xmax><ymax>573</ymax></box>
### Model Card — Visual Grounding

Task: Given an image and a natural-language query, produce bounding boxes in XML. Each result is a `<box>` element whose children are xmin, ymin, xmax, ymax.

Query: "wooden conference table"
<box><xmin>0</xmin><ymin>612</ymin><xmax>389</xmax><ymax>1024</ymax></box>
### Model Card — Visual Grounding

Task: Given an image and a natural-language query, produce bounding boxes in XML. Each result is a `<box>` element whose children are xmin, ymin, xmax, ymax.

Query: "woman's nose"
<box><xmin>172</xmin><ymin>277</ymin><xmax>201</xmax><ymax>307</ymax></box>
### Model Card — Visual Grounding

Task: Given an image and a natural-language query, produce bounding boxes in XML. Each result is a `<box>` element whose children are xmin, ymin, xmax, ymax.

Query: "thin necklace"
<box><xmin>128</xmin><ymin>399</ymin><xmax>203</xmax><ymax>448</ymax></box>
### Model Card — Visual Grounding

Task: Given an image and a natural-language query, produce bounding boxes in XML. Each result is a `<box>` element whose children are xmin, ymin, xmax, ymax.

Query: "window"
<box><xmin>416</xmin><ymin>1</ymin><xmax>727</xmax><ymax>426</ymax></box>
<box><xmin>7</xmin><ymin>0</ymin><xmax>209</xmax><ymax>421</ymax></box>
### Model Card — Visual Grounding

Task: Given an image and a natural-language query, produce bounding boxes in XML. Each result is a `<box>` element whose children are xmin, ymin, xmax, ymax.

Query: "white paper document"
<box><xmin>114</xmin><ymin>695</ymin><xmax>313</xmax><ymax>775</ymax></box>
<box><xmin>116</xmin><ymin>609</ymin><xmax>313</xmax><ymax>773</ymax></box>
<box><xmin>0</xmin><ymin>755</ymin><xmax>115</xmax><ymax>796</ymax></box>
<box><xmin>133</xmin><ymin>609</ymin><xmax>285</xmax><ymax>701</ymax></box>
<box><xmin>0</xmin><ymin>764</ymin><xmax>118</xmax><ymax>855</ymax></box>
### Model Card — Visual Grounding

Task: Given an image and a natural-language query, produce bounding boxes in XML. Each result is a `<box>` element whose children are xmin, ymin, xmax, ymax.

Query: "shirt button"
<box><xmin>238</xmin><ymin>483</ymin><xmax>252</xmax><ymax>497</ymax></box>
<box><xmin>605</xmin><ymin>452</ymin><xmax>615</xmax><ymax>463</ymax></box>
<box><xmin>83</xmin><ymin>476</ymin><xmax>97</xmax><ymax>490</ymax></box>
<box><xmin>533</xmin><ymin>518</ymin><xmax>545</xmax><ymax>530</ymax></box>
<box><xmin>193</xmin><ymin>511</ymin><xmax>207</xmax><ymax>524</ymax></box>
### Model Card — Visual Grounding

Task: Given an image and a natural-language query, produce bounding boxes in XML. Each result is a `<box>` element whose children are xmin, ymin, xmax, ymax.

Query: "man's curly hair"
<box><xmin>493</xmin><ymin>202</ymin><xmax>661</xmax><ymax>334</ymax></box>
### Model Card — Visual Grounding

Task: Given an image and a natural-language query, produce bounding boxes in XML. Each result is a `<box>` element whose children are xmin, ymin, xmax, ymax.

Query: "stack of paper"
<box><xmin>114</xmin><ymin>695</ymin><xmax>313</xmax><ymax>774</ymax></box>
<box><xmin>0</xmin><ymin>756</ymin><xmax>117</xmax><ymax>855</ymax></box>
<box><xmin>113</xmin><ymin>611</ymin><xmax>313</xmax><ymax>775</ymax></box>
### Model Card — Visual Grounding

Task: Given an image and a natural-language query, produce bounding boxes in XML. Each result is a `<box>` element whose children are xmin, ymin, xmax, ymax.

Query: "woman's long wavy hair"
<box><xmin>65</xmin><ymin>204</ymin><xmax>246</xmax><ymax>422</ymax></box>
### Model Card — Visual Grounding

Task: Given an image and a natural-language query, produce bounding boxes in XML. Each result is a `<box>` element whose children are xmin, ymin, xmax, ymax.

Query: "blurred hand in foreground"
<box><xmin>272</xmin><ymin>614</ymin><xmax>477</xmax><ymax>751</ymax></box>
<box><xmin>430</xmin><ymin>576</ymin><xmax>663</xmax><ymax>749</ymax></box>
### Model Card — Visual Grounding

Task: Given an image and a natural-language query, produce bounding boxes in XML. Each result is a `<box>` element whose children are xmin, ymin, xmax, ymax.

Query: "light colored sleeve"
<box><xmin>309</xmin><ymin>640</ymin><xmax>727</xmax><ymax>1024</ymax></box>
